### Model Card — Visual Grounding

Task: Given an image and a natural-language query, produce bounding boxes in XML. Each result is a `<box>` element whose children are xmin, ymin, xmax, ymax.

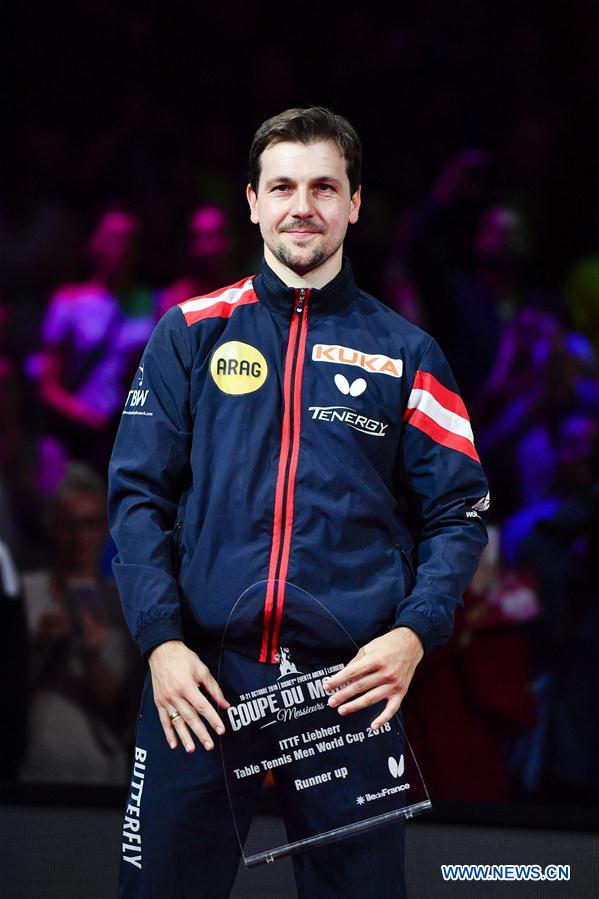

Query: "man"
<box><xmin>21</xmin><ymin>463</ymin><xmax>141</xmax><ymax>784</ymax></box>
<box><xmin>38</xmin><ymin>206</ymin><xmax>154</xmax><ymax>486</ymax></box>
<box><xmin>108</xmin><ymin>106</ymin><xmax>489</xmax><ymax>898</ymax></box>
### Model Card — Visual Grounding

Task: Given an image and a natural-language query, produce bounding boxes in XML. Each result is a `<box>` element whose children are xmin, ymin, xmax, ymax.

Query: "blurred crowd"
<box><xmin>397</xmin><ymin>153</ymin><xmax>599</xmax><ymax>807</ymax></box>
<box><xmin>2</xmin><ymin>155</ymin><xmax>598</xmax><ymax>805</ymax></box>
<box><xmin>2</xmin><ymin>3</ymin><xmax>599</xmax><ymax>803</ymax></box>
<box><xmin>0</xmin><ymin>201</ymin><xmax>236</xmax><ymax>786</ymax></box>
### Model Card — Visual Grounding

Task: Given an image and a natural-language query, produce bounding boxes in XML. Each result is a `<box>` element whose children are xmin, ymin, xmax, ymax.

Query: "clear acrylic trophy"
<box><xmin>217</xmin><ymin>580</ymin><xmax>431</xmax><ymax>867</ymax></box>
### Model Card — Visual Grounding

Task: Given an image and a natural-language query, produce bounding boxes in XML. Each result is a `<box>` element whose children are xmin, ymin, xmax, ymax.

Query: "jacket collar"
<box><xmin>253</xmin><ymin>254</ymin><xmax>358</xmax><ymax>318</ymax></box>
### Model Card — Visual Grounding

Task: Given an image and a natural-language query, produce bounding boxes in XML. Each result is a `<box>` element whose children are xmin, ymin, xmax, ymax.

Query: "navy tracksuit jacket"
<box><xmin>108</xmin><ymin>254</ymin><xmax>489</xmax><ymax>662</ymax></box>
<box><xmin>108</xmin><ymin>254</ymin><xmax>489</xmax><ymax>897</ymax></box>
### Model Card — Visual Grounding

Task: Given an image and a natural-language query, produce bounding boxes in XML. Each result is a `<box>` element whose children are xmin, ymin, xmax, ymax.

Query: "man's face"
<box><xmin>246</xmin><ymin>139</ymin><xmax>361</xmax><ymax>276</ymax></box>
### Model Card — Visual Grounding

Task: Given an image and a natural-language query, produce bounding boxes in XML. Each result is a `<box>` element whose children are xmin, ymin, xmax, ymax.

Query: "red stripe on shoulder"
<box><xmin>181</xmin><ymin>291</ymin><xmax>259</xmax><ymax>326</ymax></box>
<box><xmin>407</xmin><ymin>408</ymin><xmax>480</xmax><ymax>463</ymax></box>
<box><xmin>178</xmin><ymin>277</ymin><xmax>258</xmax><ymax>326</ymax></box>
<box><xmin>412</xmin><ymin>370</ymin><xmax>469</xmax><ymax>419</ymax></box>
<box><xmin>178</xmin><ymin>276</ymin><xmax>254</xmax><ymax>304</ymax></box>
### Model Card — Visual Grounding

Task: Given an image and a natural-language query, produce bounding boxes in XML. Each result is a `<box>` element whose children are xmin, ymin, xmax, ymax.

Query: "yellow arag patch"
<box><xmin>210</xmin><ymin>341</ymin><xmax>268</xmax><ymax>394</ymax></box>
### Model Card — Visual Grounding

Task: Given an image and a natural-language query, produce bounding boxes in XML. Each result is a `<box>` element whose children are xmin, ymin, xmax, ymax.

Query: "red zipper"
<box><xmin>260</xmin><ymin>287</ymin><xmax>310</xmax><ymax>663</ymax></box>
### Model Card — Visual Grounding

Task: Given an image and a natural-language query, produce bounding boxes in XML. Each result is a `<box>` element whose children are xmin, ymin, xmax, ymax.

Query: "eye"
<box><xmin>317</xmin><ymin>183</ymin><xmax>333</xmax><ymax>191</ymax></box>
<box><xmin>273</xmin><ymin>184</ymin><xmax>290</xmax><ymax>192</ymax></box>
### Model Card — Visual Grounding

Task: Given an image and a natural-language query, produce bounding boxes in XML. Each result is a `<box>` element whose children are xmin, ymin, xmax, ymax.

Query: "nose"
<box><xmin>291</xmin><ymin>185</ymin><xmax>315</xmax><ymax>219</ymax></box>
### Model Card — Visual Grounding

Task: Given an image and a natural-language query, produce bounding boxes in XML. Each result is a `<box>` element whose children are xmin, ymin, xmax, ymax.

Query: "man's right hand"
<box><xmin>147</xmin><ymin>640</ymin><xmax>231</xmax><ymax>753</ymax></box>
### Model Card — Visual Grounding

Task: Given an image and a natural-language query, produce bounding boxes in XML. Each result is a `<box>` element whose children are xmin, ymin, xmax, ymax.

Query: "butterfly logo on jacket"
<box><xmin>334</xmin><ymin>373</ymin><xmax>367</xmax><ymax>397</ymax></box>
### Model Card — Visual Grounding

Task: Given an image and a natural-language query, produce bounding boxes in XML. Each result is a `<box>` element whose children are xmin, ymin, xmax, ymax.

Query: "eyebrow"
<box><xmin>264</xmin><ymin>175</ymin><xmax>343</xmax><ymax>188</ymax></box>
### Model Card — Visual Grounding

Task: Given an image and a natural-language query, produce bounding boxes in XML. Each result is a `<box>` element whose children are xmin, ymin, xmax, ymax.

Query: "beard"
<box><xmin>268</xmin><ymin>231</ymin><xmax>343</xmax><ymax>275</ymax></box>
<box><xmin>273</xmin><ymin>243</ymin><xmax>326</xmax><ymax>274</ymax></box>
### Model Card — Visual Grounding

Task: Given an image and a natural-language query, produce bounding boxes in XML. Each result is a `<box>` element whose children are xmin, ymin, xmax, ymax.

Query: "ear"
<box><xmin>246</xmin><ymin>183</ymin><xmax>260</xmax><ymax>224</ymax></box>
<box><xmin>349</xmin><ymin>185</ymin><xmax>361</xmax><ymax>225</ymax></box>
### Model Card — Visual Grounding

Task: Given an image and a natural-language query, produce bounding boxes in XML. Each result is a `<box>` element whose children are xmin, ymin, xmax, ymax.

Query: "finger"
<box><xmin>327</xmin><ymin>672</ymin><xmax>381</xmax><ymax>708</ymax></box>
<box><xmin>157</xmin><ymin>706</ymin><xmax>180</xmax><ymax>750</ymax></box>
<box><xmin>323</xmin><ymin>649</ymin><xmax>364</xmax><ymax>688</ymax></box>
<box><xmin>185</xmin><ymin>687</ymin><xmax>225</xmax><ymax>736</ymax></box>
<box><xmin>370</xmin><ymin>695</ymin><xmax>403</xmax><ymax>731</ymax></box>
<box><xmin>324</xmin><ymin>655</ymin><xmax>372</xmax><ymax>691</ymax></box>
<box><xmin>174</xmin><ymin>696</ymin><xmax>216</xmax><ymax>751</ymax></box>
<box><xmin>201</xmin><ymin>671</ymin><xmax>231</xmax><ymax>710</ymax></box>
<box><xmin>170</xmin><ymin>713</ymin><xmax>198</xmax><ymax>753</ymax></box>
<box><xmin>335</xmin><ymin>685</ymin><xmax>390</xmax><ymax>716</ymax></box>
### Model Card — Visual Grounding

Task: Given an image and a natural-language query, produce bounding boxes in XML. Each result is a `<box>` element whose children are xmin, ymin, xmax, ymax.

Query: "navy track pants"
<box><xmin>116</xmin><ymin>652</ymin><xmax>407</xmax><ymax>899</ymax></box>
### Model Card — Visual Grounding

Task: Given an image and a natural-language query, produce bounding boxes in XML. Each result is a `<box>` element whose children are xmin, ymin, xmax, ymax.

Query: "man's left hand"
<box><xmin>323</xmin><ymin>628</ymin><xmax>424</xmax><ymax>731</ymax></box>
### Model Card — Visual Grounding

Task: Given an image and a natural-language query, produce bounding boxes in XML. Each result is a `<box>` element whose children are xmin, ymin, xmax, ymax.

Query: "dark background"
<box><xmin>3</xmin><ymin>1</ymin><xmax>599</xmax><ymax>294</ymax></box>
<box><xmin>2</xmin><ymin>0</ymin><xmax>599</xmax><ymax>824</ymax></box>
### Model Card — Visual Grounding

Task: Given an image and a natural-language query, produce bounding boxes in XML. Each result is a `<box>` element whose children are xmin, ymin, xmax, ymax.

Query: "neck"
<box><xmin>264</xmin><ymin>245</ymin><xmax>343</xmax><ymax>289</ymax></box>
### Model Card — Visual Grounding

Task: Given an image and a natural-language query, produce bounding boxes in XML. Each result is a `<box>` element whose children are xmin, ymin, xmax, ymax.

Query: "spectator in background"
<box><xmin>405</xmin><ymin>149</ymin><xmax>559</xmax><ymax>402</ymax></box>
<box><xmin>474</xmin><ymin>314</ymin><xmax>599</xmax><ymax>519</ymax></box>
<box><xmin>19</xmin><ymin>463</ymin><xmax>142</xmax><ymax>784</ymax></box>
<box><xmin>36</xmin><ymin>207</ymin><xmax>155</xmax><ymax>492</ymax></box>
<box><xmin>156</xmin><ymin>203</ymin><xmax>233</xmax><ymax>318</ymax></box>
<box><xmin>513</xmin><ymin>416</ymin><xmax>599</xmax><ymax>801</ymax></box>
<box><xmin>503</xmin><ymin>410</ymin><xmax>599</xmax><ymax>570</ymax></box>
<box><xmin>403</xmin><ymin>526</ymin><xmax>539</xmax><ymax>801</ymax></box>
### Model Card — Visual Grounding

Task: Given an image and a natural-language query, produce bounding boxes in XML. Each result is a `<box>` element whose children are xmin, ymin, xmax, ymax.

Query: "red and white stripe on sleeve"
<box><xmin>402</xmin><ymin>370</ymin><xmax>480</xmax><ymax>463</ymax></box>
<box><xmin>178</xmin><ymin>277</ymin><xmax>258</xmax><ymax>326</ymax></box>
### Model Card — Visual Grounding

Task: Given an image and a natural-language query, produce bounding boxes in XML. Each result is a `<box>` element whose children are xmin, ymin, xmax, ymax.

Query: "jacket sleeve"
<box><xmin>394</xmin><ymin>335</ymin><xmax>489</xmax><ymax>655</ymax></box>
<box><xmin>107</xmin><ymin>305</ymin><xmax>193</xmax><ymax>658</ymax></box>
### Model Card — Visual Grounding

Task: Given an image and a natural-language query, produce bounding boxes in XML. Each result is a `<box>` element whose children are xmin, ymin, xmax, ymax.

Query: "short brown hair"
<box><xmin>248</xmin><ymin>105</ymin><xmax>362</xmax><ymax>195</ymax></box>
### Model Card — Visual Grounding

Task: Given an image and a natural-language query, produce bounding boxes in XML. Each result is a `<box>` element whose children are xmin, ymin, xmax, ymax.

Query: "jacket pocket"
<box><xmin>170</xmin><ymin>521</ymin><xmax>184</xmax><ymax>577</ymax></box>
<box><xmin>138</xmin><ymin>670</ymin><xmax>152</xmax><ymax>720</ymax></box>
<box><xmin>394</xmin><ymin>542</ymin><xmax>416</xmax><ymax>596</ymax></box>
